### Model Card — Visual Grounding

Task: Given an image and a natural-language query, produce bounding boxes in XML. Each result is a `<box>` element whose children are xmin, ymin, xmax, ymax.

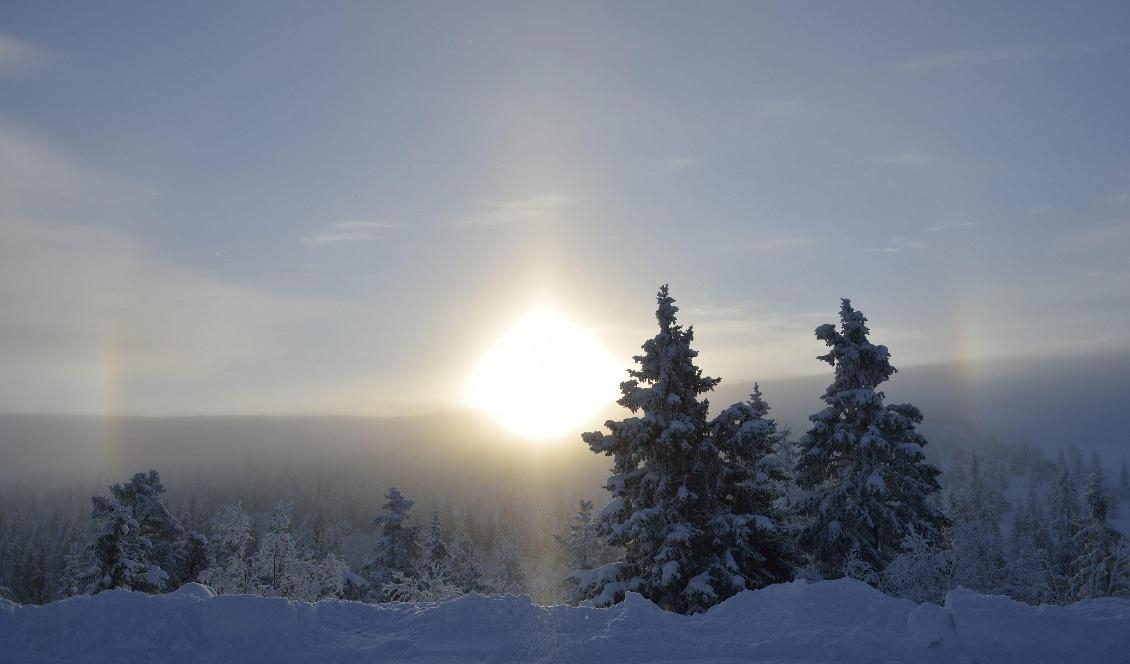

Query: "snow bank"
<box><xmin>1</xmin><ymin>580</ymin><xmax>1126</xmax><ymax>663</ymax></box>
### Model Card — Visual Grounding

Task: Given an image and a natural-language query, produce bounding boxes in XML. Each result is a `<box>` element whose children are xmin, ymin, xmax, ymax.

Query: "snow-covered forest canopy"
<box><xmin>1</xmin><ymin>289</ymin><xmax>1129</xmax><ymax>612</ymax></box>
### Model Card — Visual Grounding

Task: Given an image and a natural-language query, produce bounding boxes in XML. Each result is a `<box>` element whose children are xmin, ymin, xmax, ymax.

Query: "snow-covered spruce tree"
<box><xmin>198</xmin><ymin>503</ymin><xmax>255</xmax><ymax>594</ymax></box>
<box><xmin>107</xmin><ymin>471</ymin><xmax>186</xmax><ymax>586</ymax></box>
<box><xmin>1049</xmin><ymin>465</ymin><xmax>1082</xmax><ymax>601</ymax></box>
<box><xmin>448</xmin><ymin>529</ymin><xmax>484</xmax><ymax>594</ymax></box>
<box><xmin>390</xmin><ymin>510</ymin><xmax>460</xmax><ymax>602</ymax></box>
<box><xmin>109</xmin><ymin>471</ymin><xmax>182</xmax><ymax>542</ymax></box>
<box><xmin>1091</xmin><ymin>453</ymin><xmax>1120</xmax><ymax>520</ymax></box>
<box><xmin>555</xmin><ymin>500</ymin><xmax>600</xmax><ymax>604</ymax></box>
<box><xmin>489</xmin><ymin>528</ymin><xmax>527</xmax><ymax>595</ymax></box>
<box><xmin>362</xmin><ymin>487</ymin><xmax>422</xmax><ymax>601</ymax></box>
<box><xmin>299</xmin><ymin>503</ymin><xmax>345</xmax><ymax>559</ymax></box>
<box><xmin>174</xmin><ymin>532</ymin><xmax>210</xmax><ymax>587</ymax></box>
<box><xmin>99</xmin><ymin>469</ymin><xmax>211</xmax><ymax>590</ymax></box>
<box><xmin>795</xmin><ymin>299</ymin><xmax>947</xmax><ymax>578</ymax></box>
<box><xmin>250</xmin><ymin>501</ymin><xmax>302</xmax><ymax>597</ymax></box>
<box><xmin>1011</xmin><ymin>485</ymin><xmax>1052</xmax><ymax>556</ymax></box>
<box><xmin>1005</xmin><ymin>485</ymin><xmax>1055</xmax><ymax>604</ymax></box>
<box><xmin>423</xmin><ymin>511</ymin><xmax>449</xmax><ymax>569</ymax></box>
<box><xmin>295</xmin><ymin>551</ymin><xmax>348</xmax><ymax>602</ymax></box>
<box><xmin>582</xmin><ymin>285</ymin><xmax>769</xmax><ymax>614</ymax></box>
<box><xmin>948</xmin><ymin>452</ymin><xmax>1008</xmax><ymax>594</ymax></box>
<box><xmin>708</xmin><ymin>384</ymin><xmax>797</xmax><ymax>588</ymax></box>
<box><xmin>1070</xmin><ymin>468</ymin><xmax>1130</xmax><ymax>599</ymax></box>
<box><xmin>60</xmin><ymin>542</ymin><xmax>90</xmax><ymax>597</ymax></box>
<box><xmin>385</xmin><ymin>527</ymin><xmax>461</xmax><ymax>606</ymax></box>
<box><xmin>82</xmin><ymin>470</ymin><xmax>194</xmax><ymax>594</ymax></box>
<box><xmin>85</xmin><ymin>497</ymin><xmax>163</xmax><ymax>593</ymax></box>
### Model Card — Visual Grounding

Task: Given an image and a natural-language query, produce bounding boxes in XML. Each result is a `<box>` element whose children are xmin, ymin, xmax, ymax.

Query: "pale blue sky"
<box><xmin>1</xmin><ymin>1</ymin><xmax>1128</xmax><ymax>415</ymax></box>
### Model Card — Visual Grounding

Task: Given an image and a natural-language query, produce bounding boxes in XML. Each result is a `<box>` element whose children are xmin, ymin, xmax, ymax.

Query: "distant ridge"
<box><xmin>713</xmin><ymin>350</ymin><xmax>1130</xmax><ymax>458</ymax></box>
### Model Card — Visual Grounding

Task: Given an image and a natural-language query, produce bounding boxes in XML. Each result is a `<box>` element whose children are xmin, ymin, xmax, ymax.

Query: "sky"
<box><xmin>1</xmin><ymin>1</ymin><xmax>1129</xmax><ymax>417</ymax></box>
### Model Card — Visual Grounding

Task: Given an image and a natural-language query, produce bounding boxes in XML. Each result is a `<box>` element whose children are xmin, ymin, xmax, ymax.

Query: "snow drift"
<box><xmin>1</xmin><ymin>579</ymin><xmax>1127</xmax><ymax>663</ymax></box>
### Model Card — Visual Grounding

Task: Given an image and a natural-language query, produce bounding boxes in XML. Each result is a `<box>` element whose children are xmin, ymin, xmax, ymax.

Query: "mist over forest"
<box><xmin>6</xmin><ymin>347</ymin><xmax>1126</xmax><ymax>489</ymax></box>
<box><xmin>3</xmin><ymin>346</ymin><xmax>1127</xmax><ymax>606</ymax></box>
<box><xmin>718</xmin><ymin>350</ymin><xmax>1130</xmax><ymax>460</ymax></box>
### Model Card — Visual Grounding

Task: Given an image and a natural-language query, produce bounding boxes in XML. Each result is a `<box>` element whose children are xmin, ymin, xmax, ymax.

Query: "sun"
<box><xmin>466</xmin><ymin>307</ymin><xmax>622</xmax><ymax>440</ymax></box>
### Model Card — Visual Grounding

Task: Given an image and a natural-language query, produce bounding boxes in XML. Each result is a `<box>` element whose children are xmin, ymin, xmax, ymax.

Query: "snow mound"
<box><xmin>0</xmin><ymin>580</ymin><xmax>1127</xmax><ymax>663</ymax></box>
<box><xmin>170</xmin><ymin>582</ymin><xmax>215</xmax><ymax>600</ymax></box>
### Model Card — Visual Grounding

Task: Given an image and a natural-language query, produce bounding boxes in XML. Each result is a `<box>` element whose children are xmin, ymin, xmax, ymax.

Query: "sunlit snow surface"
<box><xmin>2</xmin><ymin>579</ymin><xmax>1127</xmax><ymax>663</ymax></box>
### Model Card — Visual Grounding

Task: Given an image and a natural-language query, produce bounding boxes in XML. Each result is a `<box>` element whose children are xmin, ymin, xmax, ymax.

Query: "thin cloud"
<box><xmin>0</xmin><ymin>34</ymin><xmax>50</xmax><ymax>75</ymax></box>
<box><xmin>0</xmin><ymin>219</ymin><xmax>356</xmax><ymax>415</ymax></box>
<box><xmin>0</xmin><ymin>128</ymin><xmax>354</xmax><ymax>414</ymax></box>
<box><xmin>0</xmin><ymin>127</ymin><xmax>426</xmax><ymax>415</ymax></box>
<box><xmin>898</xmin><ymin>40</ymin><xmax>1130</xmax><ymax>72</ymax></box>
<box><xmin>876</xmin><ymin>237</ymin><xmax>928</xmax><ymax>254</ymax></box>
<box><xmin>456</xmin><ymin>194</ymin><xmax>572</xmax><ymax>226</ymax></box>
<box><xmin>673</xmin><ymin>300</ymin><xmax>820</xmax><ymax>381</ymax></box>
<box><xmin>0</xmin><ymin>123</ymin><xmax>145</xmax><ymax>220</ymax></box>
<box><xmin>683</xmin><ymin>303</ymin><xmax>752</xmax><ymax>318</ymax></box>
<box><xmin>875</xmin><ymin>221</ymin><xmax>974</xmax><ymax>255</ymax></box>
<box><xmin>301</xmin><ymin>220</ymin><xmax>398</xmax><ymax>246</ymax></box>
<box><xmin>709</xmin><ymin>234</ymin><xmax>814</xmax><ymax>255</ymax></box>
<box><xmin>894</xmin><ymin>47</ymin><xmax>1037</xmax><ymax>71</ymax></box>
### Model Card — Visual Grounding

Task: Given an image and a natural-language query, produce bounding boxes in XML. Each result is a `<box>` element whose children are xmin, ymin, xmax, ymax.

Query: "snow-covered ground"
<box><xmin>1</xmin><ymin>580</ymin><xmax>1127</xmax><ymax>664</ymax></box>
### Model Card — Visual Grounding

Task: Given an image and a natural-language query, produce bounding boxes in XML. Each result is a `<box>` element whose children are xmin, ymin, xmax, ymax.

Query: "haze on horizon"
<box><xmin>1</xmin><ymin>2</ymin><xmax>1129</xmax><ymax>420</ymax></box>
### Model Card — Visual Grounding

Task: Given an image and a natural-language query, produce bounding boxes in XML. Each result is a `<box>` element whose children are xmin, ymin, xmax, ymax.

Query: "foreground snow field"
<box><xmin>1</xmin><ymin>579</ymin><xmax>1127</xmax><ymax>664</ymax></box>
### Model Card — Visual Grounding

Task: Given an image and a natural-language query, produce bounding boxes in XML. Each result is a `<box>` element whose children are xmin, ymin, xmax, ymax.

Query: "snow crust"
<box><xmin>1</xmin><ymin>579</ymin><xmax>1127</xmax><ymax>663</ymax></box>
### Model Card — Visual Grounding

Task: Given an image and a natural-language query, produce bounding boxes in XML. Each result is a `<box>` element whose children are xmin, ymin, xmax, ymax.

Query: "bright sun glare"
<box><xmin>466</xmin><ymin>308</ymin><xmax>622</xmax><ymax>441</ymax></box>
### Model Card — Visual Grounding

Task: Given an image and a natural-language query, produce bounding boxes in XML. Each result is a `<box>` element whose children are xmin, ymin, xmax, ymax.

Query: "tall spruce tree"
<box><xmin>108</xmin><ymin>470</ymin><xmax>211</xmax><ymax>590</ymax></box>
<box><xmin>1070</xmin><ymin>468</ymin><xmax>1130</xmax><ymax>599</ymax></box>
<box><xmin>1049</xmin><ymin>465</ymin><xmax>1082</xmax><ymax>601</ymax></box>
<box><xmin>582</xmin><ymin>285</ymin><xmax>772</xmax><ymax>614</ymax></box>
<box><xmin>1086</xmin><ymin>453</ymin><xmax>1121</xmax><ymax>521</ymax></box>
<box><xmin>949</xmin><ymin>452</ymin><xmax>1008</xmax><ymax>594</ymax></box>
<box><xmin>423</xmin><ymin>511</ymin><xmax>449</xmax><ymax>568</ymax></box>
<box><xmin>362</xmin><ymin>487</ymin><xmax>421</xmax><ymax>601</ymax></box>
<box><xmin>556</xmin><ymin>500</ymin><xmax>600</xmax><ymax>604</ymax></box>
<box><xmin>411</xmin><ymin>510</ymin><xmax>457</xmax><ymax>600</ymax></box>
<box><xmin>85</xmin><ymin>498</ymin><xmax>161</xmax><ymax>594</ymax></box>
<box><xmin>795</xmin><ymin>299</ymin><xmax>946</xmax><ymax>577</ymax></box>
<box><xmin>198</xmin><ymin>503</ymin><xmax>254</xmax><ymax>595</ymax></box>
<box><xmin>489</xmin><ymin>528</ymin><xmax>527</xmax><ymax>596</ymax></box>
<box><xmin>109</xmin><ymin>471</ymin><xmax>183</xmax><ymax>543</ymax></box>
<box><xmin>250</xmin><ymin>501</ymin><xmax>301</xmax><ymax>597</ymax></box>
<box><xmin>82</xmin><ymin>470</ymin><xmax>197</xmax><ymax>594</ymax></box>
<box><xmin>448</xmin><ymin>529</ymin><xmax>484</xmax><ymax>594</ymax></box>
<box><xmin>1006</xmin><ymin>483</ymin><xmax>1055</xmax><ymax>603</ymax></box>
<box><xmin>708</xmin><ymin>384</ymin><xmax>797</xmax><ymax>588</ymax></box>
